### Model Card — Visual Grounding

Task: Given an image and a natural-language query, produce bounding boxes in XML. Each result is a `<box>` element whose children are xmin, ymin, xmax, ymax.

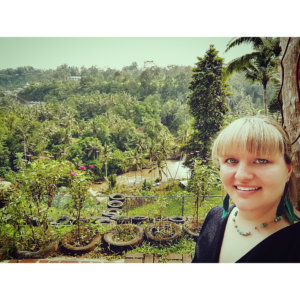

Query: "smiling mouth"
<box><xmin>234</xmin><ymin>186</ymin><xmax>261</xmax><ymax>191</ymax></box>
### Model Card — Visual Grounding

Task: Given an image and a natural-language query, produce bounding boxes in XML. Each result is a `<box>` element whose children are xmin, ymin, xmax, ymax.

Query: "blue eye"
<box><xmin>254</xmin><ymin>158</ymin><xmax>269</xmax><ymax>164</ymax></box>
<box><xmin>225</xmin><ymin>158</ymin><xmax>238</xmax><ymax>164</ymax></box>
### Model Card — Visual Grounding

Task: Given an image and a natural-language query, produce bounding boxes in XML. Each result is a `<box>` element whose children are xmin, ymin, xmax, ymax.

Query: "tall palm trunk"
<box><xmin>263</xmin><ymin>85</ymin><xmax>268</xmax><ymax>115</ymax></box>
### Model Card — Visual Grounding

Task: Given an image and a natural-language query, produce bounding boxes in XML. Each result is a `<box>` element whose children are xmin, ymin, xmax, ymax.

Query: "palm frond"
<box><xmin>262</xmin><ymin>37</ymin><xmax>281</xmax><ymax>57</ymax></box>
<box><xmin>225</xmin><ymin>37</ymin><xmax>263</xmax><ymax>52</ymax></box>
<box><xmin>225</xmin><ymin>52</ymin><xmax>260</xmax><ymax>74</ymax></box>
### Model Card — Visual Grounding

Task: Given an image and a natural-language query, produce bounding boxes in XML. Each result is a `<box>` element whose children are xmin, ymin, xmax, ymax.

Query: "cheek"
<box><xmin>219</xmin><ymin>166</ymin><xmax>234</xmax><ymax>186</ymax></box>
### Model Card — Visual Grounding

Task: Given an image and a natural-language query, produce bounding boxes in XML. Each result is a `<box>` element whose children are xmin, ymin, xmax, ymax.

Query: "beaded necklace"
<box><xmin>232</xmin><ymin>209</ymin><xmax>282</xmax><ymax>236</ymax></box>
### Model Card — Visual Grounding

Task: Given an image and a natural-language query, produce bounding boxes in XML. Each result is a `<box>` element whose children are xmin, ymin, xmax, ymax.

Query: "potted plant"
<box><xmin>1</xmin><ymin>188</ymin><xmax>59</xmax><ymax>259</ymax></box>
<box><xmin>103</xmin><ymin>224</ymin><xmax>144</xmax><ymax>252</ymax></box>
<box><xmin>1</xmin><ymin>159</ymin><xmax>68</xmax><ymax>259</ymax></box>
<box><xmin>60</xmin><ymin>169</ymin><xmax>101</xmax><ymax>255</ymax></box>
<box><xmin>184</xmin><ymin>159</ymin><xmax>220</xmax><ymax>239</ymax></box>
<box><xmin>145</xmin><ymin>220</ymin><xmax>182</xmax><ymax>243</ymax></box>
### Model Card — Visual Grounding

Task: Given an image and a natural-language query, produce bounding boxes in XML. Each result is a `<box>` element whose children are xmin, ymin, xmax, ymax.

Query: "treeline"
<box><xmin>0</xmin><ymin>63</ymin><xmax>194</xmax><ymax>180</ymax></box>
<box><xmin>0</xmin><ymin>92</ymin><xmax>188</xmax><ymax>180</ymax></box>
<box><xmin>0</xmin><ymin>63</ymin><xmax>191</xmax><ymax>102</ymax></box>
<box><xmin>0</xmin><ymin>61</ymin><xmax>278</xmax><ymax>181</ymax></box>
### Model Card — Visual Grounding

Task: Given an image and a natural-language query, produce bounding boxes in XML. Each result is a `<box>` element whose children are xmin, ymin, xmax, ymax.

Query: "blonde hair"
<box><xmin>212</xmin><ymin>115</ymin><xmax>297</xmax><ymax>203</ymax></box>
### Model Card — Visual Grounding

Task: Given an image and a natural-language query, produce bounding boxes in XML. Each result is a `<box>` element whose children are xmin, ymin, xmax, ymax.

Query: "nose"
<box><xmin>234</xmin><ymin>162</ymin><xmax>254</xmax><ymax>181</ymax></box>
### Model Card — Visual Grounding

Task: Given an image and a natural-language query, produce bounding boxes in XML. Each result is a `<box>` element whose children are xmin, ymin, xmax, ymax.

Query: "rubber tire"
<box><xmin>111</xmin><ymin>215</ymin><xmax>131</xmax><ymax>224</ymax></box>
<box><xmin>109</xmin><ymin>194</ymin><xmax>125</xmax><ymax>202</ymax></box>
<box><xmin>145</xmin><ymin>221</ymin><xmax>182</xmax><ymax>243</ymax></box>
<box><xmin>154</xmin><ymin>216</ymin><xmax>168</xmax><ymax>222</ymax></box>
<box><xmin>131</xmin><ymin>216</ymin><xmax>147</xmax><ymax>224</ymax></box>
<box><xmin>102</xmin><ymin>209</ymin><xmax>120</xmax><ymax>218</ymax></box>
<box><xmin>183</xmin><ymin>222</ymin><xmax>202</xmax><ymax>240</ymax></box>
<box><xmin>94</xmin><ymin>217</ymin><xmax>116</xmax><ymax>226</ymax></box>
<box><xmin>103</xmin><ymin>224</ymin><xmax>144</xmax><ymax>251</ymax></box>
<box><xmin>105</xmin><ymin>208</ymin><xmax>122</xmax><ymax>214</ymax></box>
<box><xmin>107</xmin><ymin>200</ymin><xmax>124</xmax><ymax>209</ymax></box>
<box><xmin>60</xmin><ymin>232</ymin><xmax>102</xmax><ymax>255</ymax></box>
<box><xmin>168</xmin><ymin>216</ymin><xmax>186</xmax><ymax>224</ymax></box>
<box><xmin>15</xmin><ymin>240</ymin><xmax>59</xmax><ymax>259</ymax></box>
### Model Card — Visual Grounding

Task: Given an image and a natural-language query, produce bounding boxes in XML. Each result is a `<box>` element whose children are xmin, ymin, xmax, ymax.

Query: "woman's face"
<box><xmin>219</xmin><ymin>150</ymin><xmax>292</xmax><ymax>212</ymax></box>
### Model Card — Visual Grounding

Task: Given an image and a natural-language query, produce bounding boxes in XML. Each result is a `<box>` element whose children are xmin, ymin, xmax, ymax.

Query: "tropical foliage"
<box><xmin>225</xmin><ymin>37</ymin><xmax>281</xmax><ymax>115</ymax></box>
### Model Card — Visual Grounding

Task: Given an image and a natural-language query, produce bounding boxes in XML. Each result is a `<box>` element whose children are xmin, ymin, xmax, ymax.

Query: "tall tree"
<box><xmin>225</xmin><ymin>37</ymin><xmax>281</xmax><ymax>114</ymax></box>
<box><xmin>182</xmin><ymin>45</ymin><xmax>229</xmax><ymax>167</ymax></box>
<box><xmin>279</xmin><ymin>37</ymin><xmax>300</xmax><ymax>207</ymax></box>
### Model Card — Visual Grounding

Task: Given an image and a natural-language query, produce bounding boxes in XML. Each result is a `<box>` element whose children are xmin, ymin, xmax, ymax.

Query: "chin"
<box><xmin>231</xmin><ymin>198</ymin><xmax>260</xmax><ymax>212</ymax></box>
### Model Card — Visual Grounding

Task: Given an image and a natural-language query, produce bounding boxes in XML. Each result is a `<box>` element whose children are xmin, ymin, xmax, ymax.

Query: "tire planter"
<box><xmin>131</xmin><ymin>216</ymin><xmax>147</xmax><ymax>224</ymax></box>
<box><xmin>107</xmin><ymin>200</ymin><xmax>124</xmax><ymax>209</ymax></box>
<box><xmin>94</xmin><ymin>217</ymin><xmax>116</xmax><ymax>226</ymax></box>
<box><xmin>145</xmin><ymin>221</ymin><xmax>182</xmax><ymax>243</ymax></box>
<box><xmin>61</xmin><ymin>232</ymin><xmax>102</xmax><ymax>255</ymax></box>
<box><xmin>111</xmin><ymin>215</ymin><xmax>131</xmax><ymax>224</ymax></box>
<box><xmin>168</xmin><ymin>216</ymin><xmax>186</xmax><ymax>224</ymax></box>
<box><xmin>102</xmin><ymin>212</ymin><xmax>117</xmax><ymax>219</ymax></box>
<box><xmin>103</xmin><ymin>224</ymin><xmax>144</xmax><ymax>251</ymax></box>
<box><xmin>155</xmin><ymin>216</ymin><xmax>168</xmax><ymax>222</ymax></box>
<box><xmin>183</xmin><ymin>221</ymin><xmax>202</xmax><ymax>240</ymax></box>
<box><xmin>105</xmin><ymin>208</ymin><xmax>122</xmax><ymax>215</ymax></box>
<box><xmin>15</xmin><ymin>240</ymin><xmax>59</xmax><ymax>259</ymax></box>
<box><xmin>109</xmin><ymin>194</ymin><xmax>125</xmax><ymax>202</ymax></box>
<box><xmin>102</xmin><ymin>208</ymin><xmax>121</xmax><ymax>218</ymax></box>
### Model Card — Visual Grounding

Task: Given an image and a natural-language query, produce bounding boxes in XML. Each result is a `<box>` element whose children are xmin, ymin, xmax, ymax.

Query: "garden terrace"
<box><xmin>0</xmin><ymin>193</ymin><xmax>223</xmax><ymax>262</ymax></box>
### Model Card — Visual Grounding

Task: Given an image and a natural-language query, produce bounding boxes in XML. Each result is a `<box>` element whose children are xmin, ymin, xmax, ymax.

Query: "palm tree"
<box><xmin>128</xmin><ymin>146</ymin><xmax>147</xmax><ymax>185</ymax></box>
<box><xmin>225</xmin><ymin>37</ymin><xmax>281</xmax><ymax>115</ymax></box>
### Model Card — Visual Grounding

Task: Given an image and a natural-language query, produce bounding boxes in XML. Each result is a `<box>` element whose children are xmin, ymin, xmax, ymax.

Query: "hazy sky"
<box><xmin>0</xmin><ymin>37</ymin><xmax>254</xmax><ymax>70</ymax></box>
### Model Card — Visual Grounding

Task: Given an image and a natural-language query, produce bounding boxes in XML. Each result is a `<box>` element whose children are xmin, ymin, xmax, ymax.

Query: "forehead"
<box><xmin>219</xmin><ymin>141</ymin><xmax>280</xmax><ymax>156</ymax></box>
<box><xmin>214</xmin><ymin>118</ymin><xmax>284</xmax><ymax>158</ymax></box>
<box><xmin>215</xmin><ymin>135</ymin><xmax>283</xmax><ymax>158</ymax></box>
<box><xmin>219</xmin><ymin>149</ymin><xmax>282</xmax><ymax>159</ymax></box>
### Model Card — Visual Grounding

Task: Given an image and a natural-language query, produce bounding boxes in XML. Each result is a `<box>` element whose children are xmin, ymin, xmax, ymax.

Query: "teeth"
<box><xmin>236</xmin><ymin>186</ymin><xmax>260</xmax><ymax>191</ymax></box>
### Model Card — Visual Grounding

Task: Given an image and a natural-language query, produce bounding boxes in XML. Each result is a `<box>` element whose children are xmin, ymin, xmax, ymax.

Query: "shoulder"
<box><xmin>199</xmin><ymin>204</ymin><xmax>235</xmax><ymax>237</ymax></box>
<box><xmin>192</xmin><ymin>205</ymin><xmax>233</xmax><ymax>263</ymax></box>
<box><xmin>200</xmin><ymin>205</ymin><xmax>233</xmax><ymax>234</ymax></box>
<box><xmin>205</xmin><ymin>204</ymin><xmax>234</xmax><ymax>222</ymax></box>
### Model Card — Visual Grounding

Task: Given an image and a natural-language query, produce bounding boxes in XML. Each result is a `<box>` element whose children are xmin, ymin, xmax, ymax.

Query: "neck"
<box><xmin>236</xmin><ymin>203</ymin><xmax>279</xmax><ymax>225</ymax></box>
<box><xmin>232</xmin><ymin>205</ymin><xmax>284</xmax><ymax>237</ymax></box>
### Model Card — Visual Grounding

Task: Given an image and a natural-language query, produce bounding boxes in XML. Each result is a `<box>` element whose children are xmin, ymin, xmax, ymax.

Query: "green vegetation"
<box><xmin>0</xmin><ymin>64</ymin><xmax>191</xmax><ymax>179</ymax></box>
<box><xmin>128</xmin><ymin>234</ymin><xmax>196</xmax><ymax>262</ymax></box>
<box><xmin>182</xmin><ymin>45</ymin><xmax>229</xmax><ymax>167</ymax></box>
<box><xmin>0</xmin><ymin>40</ymin><xmax>283</xmax><ymax>260</ymax></box>
<box><xmin>125</xmin><ymin>195</ymin><xmax>222</xmax><ymax>218</ymax></box>
<box><xmin>225</xmin><ymin>37</ymin><xmax>281</xmax><ymax>115</ymax></box>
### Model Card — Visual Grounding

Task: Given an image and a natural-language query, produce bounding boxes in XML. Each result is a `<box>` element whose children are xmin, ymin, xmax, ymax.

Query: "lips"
<box><xmin>234</xmin><ymin>186</ymin><xmax>261</xmax><ymax>191</ymax></box>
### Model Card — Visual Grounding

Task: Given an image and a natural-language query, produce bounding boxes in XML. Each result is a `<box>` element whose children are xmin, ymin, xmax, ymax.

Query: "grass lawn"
<box><xmin>124</xmin><ymin>191</ymin><xmax>223</xmax><ymax>219</ymax></box>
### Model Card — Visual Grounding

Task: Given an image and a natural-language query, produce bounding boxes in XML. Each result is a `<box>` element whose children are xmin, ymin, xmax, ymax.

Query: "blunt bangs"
<box><xmin>212</xmin><ymin>117</ymin><xmax>285</xmax><ymax>165</ymax></box>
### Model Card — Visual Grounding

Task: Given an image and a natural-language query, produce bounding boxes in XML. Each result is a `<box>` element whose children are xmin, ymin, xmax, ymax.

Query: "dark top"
<box><xmin>192</xmin><ymin>205</ymin><xmax>300</xmax><ymax>263</ymax></box>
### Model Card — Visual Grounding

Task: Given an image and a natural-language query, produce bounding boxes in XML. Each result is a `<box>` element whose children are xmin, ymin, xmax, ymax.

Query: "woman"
<box><xmin>192</xmin><ymin>115</ymin><xmax>300</xmax><ymax>263</ymax></box>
